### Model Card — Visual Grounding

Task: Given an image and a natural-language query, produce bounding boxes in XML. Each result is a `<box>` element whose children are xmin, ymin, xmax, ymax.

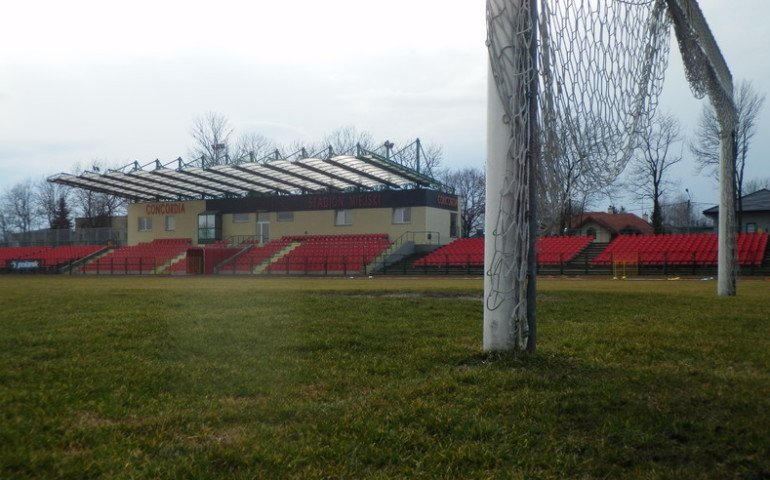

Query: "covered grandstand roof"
<box><xmin>48</xmin><ymin>147</ymin><xmax>447</xmax><ymax>202</ymax></box>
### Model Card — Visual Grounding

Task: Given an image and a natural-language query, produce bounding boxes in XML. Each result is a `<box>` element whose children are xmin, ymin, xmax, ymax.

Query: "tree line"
<box><xmin>541</xmin><ymin>79</ymin><xmax>766</xmax><ymax>235</ymax></box>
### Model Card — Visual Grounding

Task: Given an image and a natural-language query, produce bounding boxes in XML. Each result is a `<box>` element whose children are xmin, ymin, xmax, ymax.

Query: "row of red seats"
<box><xmin>593</xmin><ymin>233</ymin><xmax>768</xmax><ymax>266</ymax></box>
<box><xmin>414</xmin><ymin>236</ymin><xmax>592</xmax><ymax>267</ymax></box>
<box><xmin>267</xmin><ymin>255</ymin><xmax>378</xmax><ymax>273</ymax></box>
<box><xmin>538</xmin><ymin>236</ymin><xmax>593</xmax><ymax>265</ymax></box>
<box><xmin>85</xmin><ymin>239</ymin><xmax>191</xmax><ymax>272</ymax></box>
<box><xmin>267</xmin><ymin>234</ymin><xmax>391</xmax><ymax>273</ymax></box>
<box><xmin>152</xmin><ymin>238</ymin><xmax>192</xmax><ymax>245</ymax></box>
<box><xmin>0</xmin><ymin>246</ymin><xmax>48</xmax><ymax>263</ymax></box>
<box><xmin>228</xmin><ymin>238</ymin><xmax>294</xmax><ymax>272</ymax></box>
<box><xmin>413</xmin><ymin>238</ymin><xmax>484</xmax><ymax>267</ymax></box>
<box><xmin>1</xmin><ymin>245</ymin><xmax>104</xmax><ymax>267</ymax></box>
<box><xmin>282</xmin><ymin>234</ymin><xmax>389</xmax><ymax>244</ymax></box>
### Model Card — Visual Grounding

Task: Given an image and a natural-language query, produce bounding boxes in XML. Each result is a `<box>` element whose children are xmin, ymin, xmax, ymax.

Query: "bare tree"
<box><xmin>189</xmin><ymin>112</ymin><xmax>234</xmax><ymax>167</ymax></box>
<box><xmin>690</xmin><ymin>80</ymin><xmax>766</xmax><ymax>229</ymax></box>
<box><xmin>34</xmin><ymin>177</ymin><xmax>71</xmax><ymax>229</ymax></box>
<box><xmin>441</xmin><ymin>167</ymin><xmax>485</xmax><ymax>237</ymax></box>
<box><xmin>0</xmin><ymin>211</ymin><xmax>9</xmax><ymax>244</ymax></box>
<box><xmin>231</xmin><ymin>132</ymin><xmax>275</xmax><ymax>164</ymax></box>
<box><xmin>323</xmin><ymin>126</ymin><xmax>374</xmax><ymax>156</ymax></box>
<box><xmin>282</xmin><ymin>138</ymin><xmax>317</xmax><ymax>159</ymax></box>
<box><xmin>538</xmin><ymin>116</ymin><xmax>614</xmax><ymax>235</ymax></box>
<box><xmin>285</xmin><ymin>126</ymin><xmax>376</xmax><ymax>159</ymax></box>
<box><xmin>70</xmin><ymin>161</ymin><xmax>126</xmax><ymax>227</ymax></box>
<box><xmin>72</xmin><ymin>188</ymin><xmax>125</xmax><ymax>228</ymax></box>
<box><xmin>744</xmin><ymin>176</ymin><xmax>770</xmax><ymax>195</ymax></box>
<box><xmin>2</xmin><ymin>180</ymin><xmax>39</xmax><ymax>233</ymax></box>
<box><xmin>628</xmin><ymin>113</ymin><xmax>683</xmax><ymax>233</ymax></box>
<box><xmin>661</xmin><ymin>193</ymin><xmax>710</xmax><ymax>233</ymax></box>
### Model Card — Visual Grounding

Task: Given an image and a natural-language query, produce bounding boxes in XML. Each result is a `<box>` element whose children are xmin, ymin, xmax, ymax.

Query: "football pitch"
<box><xmin>1</xmin><ymin>276</ymin><xmax>768</xmax><ymax>479</ymax></box>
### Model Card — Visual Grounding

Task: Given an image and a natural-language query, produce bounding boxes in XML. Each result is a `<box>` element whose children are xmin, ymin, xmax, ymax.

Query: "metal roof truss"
<box><xmin>48</xmin><ymin>155</ymin><xmax>445</xmax><ymax>201</ymax></box>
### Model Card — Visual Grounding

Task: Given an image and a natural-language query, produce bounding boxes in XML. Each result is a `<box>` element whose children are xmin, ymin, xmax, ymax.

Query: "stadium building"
<box><xmin>2</xmin><ymin>143</ymin><xmax>766</xmax><ymax>277</ymax></box>
<box><xmin>50</xmin><ymin>146</ymin><xmax>461</xmax><ymax>248</ymax></box>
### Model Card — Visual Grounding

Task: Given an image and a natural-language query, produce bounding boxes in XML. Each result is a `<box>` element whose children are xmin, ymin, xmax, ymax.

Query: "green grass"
<box><xmin>0</xmin><ymin>276</ymin><xmax>768</xmax><ymax>479</ymax></box>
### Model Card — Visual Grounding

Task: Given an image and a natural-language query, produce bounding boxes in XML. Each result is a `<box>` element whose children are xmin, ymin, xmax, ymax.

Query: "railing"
<box><xmin>3</xmin><ymin>227</ymin><xmax>126</xmax><ymax>247</ymax></box>
<box><xmin>264</xmin><ymin>256</ymin><xmax>370</xmax><ymax>276</ymax></box>
<box><xmin>367</xmin><ymin>231</ymin><xmax>440</xmax><ymax>273</ymax></box>
<box><xmin>213</xmin><ymin>244</ymin><xmax>256</xmax><ymax>274</ymax></box>
<box><xmin>225</xmin><ymin>235</ymin><xmax>261</xmax><ymax>246</ymax></box>
<box><xmin>73</xmin><ymin>256</ymin><xmax>161</xmax><ymax>275</ymax></box>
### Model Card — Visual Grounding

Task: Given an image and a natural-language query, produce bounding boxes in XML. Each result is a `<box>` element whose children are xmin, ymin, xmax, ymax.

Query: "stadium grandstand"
<box><xmin>1</xmin><ymin>141</ymin><xmax>769</xmax><ymax>276</ymax></box>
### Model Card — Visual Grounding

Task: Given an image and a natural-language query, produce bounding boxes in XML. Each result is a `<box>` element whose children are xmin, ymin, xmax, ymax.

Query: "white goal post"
<box><xmin>665</xmin><ymin>0</ymin><xmax>738</xmax><ymax>296</ymax></box>
<box><xmin>485</xmin><ymin>0</ymin><xmax>739</xmax><ymax>353</ymax></box>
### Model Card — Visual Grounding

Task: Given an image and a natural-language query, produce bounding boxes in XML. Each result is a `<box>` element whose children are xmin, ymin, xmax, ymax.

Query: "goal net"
<box><xmin>485</xmin><ymin>0</ymin><xmax>736</xmax><ymax>352</ymax></box>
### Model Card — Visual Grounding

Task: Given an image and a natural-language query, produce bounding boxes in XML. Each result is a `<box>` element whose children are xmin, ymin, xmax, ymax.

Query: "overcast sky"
<box><xmin>1</xmin><ymin>0</ymin><xmax>768</xmax><ymax>214</ymax></box>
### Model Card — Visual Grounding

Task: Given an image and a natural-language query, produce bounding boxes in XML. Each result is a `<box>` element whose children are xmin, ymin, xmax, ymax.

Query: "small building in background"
<box><xmin>569</xmin><ymin>211</ymin><xmax>653</xmax><ymax>243</ymax></box>
<box><xmin>703</xmin><ymin>188</ymin><xmax>770</xmax><ymax>233</ymax></box>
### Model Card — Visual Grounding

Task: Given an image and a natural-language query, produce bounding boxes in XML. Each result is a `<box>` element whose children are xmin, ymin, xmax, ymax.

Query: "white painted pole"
<box><xmin>484</xmin><ymin>64</ymin><xmax>519</xmax><ymax>351</ymax></box>
<box><xmin>717</xmin><ymin>126</ymin><xmax>737</xmax><ymax>296</ymax></box>
<box><xmin>484</xmin><ymin>0</ymin><xmax>533</xmax><ymax>352</ymax></box>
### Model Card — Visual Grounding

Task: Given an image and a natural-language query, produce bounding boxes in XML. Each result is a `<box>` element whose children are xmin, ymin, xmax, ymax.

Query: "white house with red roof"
<box><xmin>569</xmin><ymin>211</ymin><xmax>654</xmax><ymax>243</ymax></box>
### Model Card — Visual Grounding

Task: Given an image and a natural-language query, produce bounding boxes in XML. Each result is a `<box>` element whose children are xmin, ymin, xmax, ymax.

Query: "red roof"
<box><xmin>570</xmin><ymin>212</ymin><xmax>654</xmax><ymax>235</ymax></box>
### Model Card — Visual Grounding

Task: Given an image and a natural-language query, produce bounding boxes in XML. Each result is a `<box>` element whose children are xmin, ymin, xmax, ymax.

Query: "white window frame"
<box><xmin>335</xmin><ymin>209</ymin><xmax>352</xmax><ymax>226</ymax></box>
<box><xmin>392</xmin><ymin>207</ymin><xmax>412</xmax><ymax>224</ymax></box>
<box><xmin>165</xmin><ymin>216</ymin><xmax>176</xmax><ymax>231</ymax></box>
<box><xmin>138</xmin><ymin>217</ymin><xmax>152</xmax><ymax>232</ymax></box>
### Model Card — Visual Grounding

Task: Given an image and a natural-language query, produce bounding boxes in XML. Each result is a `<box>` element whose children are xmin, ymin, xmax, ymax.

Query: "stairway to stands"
<box><xmin>537</xmin><ymin>242</ymin><xmax>609</xmax><ymax>276</ymax></box>
<box><xmin>568</xmin><ymin>242</ymin><xmax>610</xmax><ymax>275</ymax></box>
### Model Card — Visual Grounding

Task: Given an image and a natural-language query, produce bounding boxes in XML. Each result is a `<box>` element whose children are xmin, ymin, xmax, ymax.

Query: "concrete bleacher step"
<box><xmin>538</xmin><ymin>242</ymin><xmax>608</xmax><ymax>275</ymax></box>
<box><xmin>365</xmin><ymin>241</ymin><xmax>410</xmax><ymax>274</ymax></box>
<box><xmin>365</xmin><ymin>243</ymin><xmax>399</xmax><ymax>274</ymax></box>
<box><xmin>153</xmin><ymin>251</ymin><xmax>188</xmax><ymax>274</ymax></box>
<box><xmin>79</xmin><ymin>247</ymin><xmax>118</xmax><ymax>274</ymax></box>
<box><xmin>253</xmin><ymin>242</ymin><xmax>301</xmax><ymax>274</ymax></box>
<box><xmin>214</xmin><ymin>243</ymin><xmax>256</xmax><ymax>275</ymax></box>
<box><xmin>166</xmin><ymin>254</ymin><xmax>190</xmax><ymax>275</ymax></box>
<box><xmin>65</xmin><ymin>246</ymin><xmax>113</xmax><ymax>273</ymax></box>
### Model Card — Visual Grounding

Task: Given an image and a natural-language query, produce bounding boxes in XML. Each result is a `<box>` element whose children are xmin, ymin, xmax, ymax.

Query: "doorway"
<box><xmin>257</xmin><ymin>212</ymin><xmax>270</xmax><ymax>244</ymax></box>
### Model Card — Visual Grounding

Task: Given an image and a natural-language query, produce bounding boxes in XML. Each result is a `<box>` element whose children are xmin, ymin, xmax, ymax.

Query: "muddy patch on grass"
<box><xmin>340</xmin><ymin>292</ymin><xmax>483</xmax><ymax>301</ymax></box>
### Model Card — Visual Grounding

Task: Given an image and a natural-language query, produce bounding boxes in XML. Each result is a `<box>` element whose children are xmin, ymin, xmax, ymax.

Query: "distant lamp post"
<box><xmin>685</xmin><ymin>188</ymin><xmax>692</xmax><ymax>233</ymax></box>
<box><xmin>212</xmin><ymin>143</ymin><xmax>226</xmax><ymax>165</ymax></box>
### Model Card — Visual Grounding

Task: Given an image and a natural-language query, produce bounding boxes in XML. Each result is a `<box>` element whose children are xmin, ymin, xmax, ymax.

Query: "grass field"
<box><xmin>0</xmin><ymin>276</ymin><xmax>768</xmax><ymax>479</ymax></box>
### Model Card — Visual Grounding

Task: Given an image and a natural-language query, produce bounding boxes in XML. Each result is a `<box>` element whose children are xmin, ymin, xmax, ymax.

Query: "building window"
<box><xmin>392</xmin><ymin>207</ymin><xmax>411</xmax><ymax>224</ymax></box>
<box><xmin>233</xmin><ymin>213</ymin><xmax>250</xmax><ymax>223</ymax></box>
<box><xmin>138</xmin><ymin>217</ymin><xmax>152</xmax><ymax>232</ymax></box>
<box><xmin>450</xmin><ymin>213</ymin><xmax>458</xmax><ymax>238</ymax></box>
<box><xmin>746</xmin><ymin>223</ymin><xmax>757</xmax><ymax>233</ymax></box>
<box><xmin>165</xmin><ymin>216</ymin><xmax>176</xmax><ymax>231</ymax></box>
<box><xmin>198</xmin><ymin>213</ymin><xmax>221</xmax><ymax>244</ymax></box>
<box><xmin>277</xmin><ymin>211</ymin><xmax>294</xmax><ymax>222</ymax></box>
<box><xmin>335</xmin><ymin>209</ymin><xmax>352</xmax><ymax>226</ymax></box>
<box><xmin>586</xmin><ymin>227</ymin><xmax>597</xmax><ymax>239</ymax></box>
